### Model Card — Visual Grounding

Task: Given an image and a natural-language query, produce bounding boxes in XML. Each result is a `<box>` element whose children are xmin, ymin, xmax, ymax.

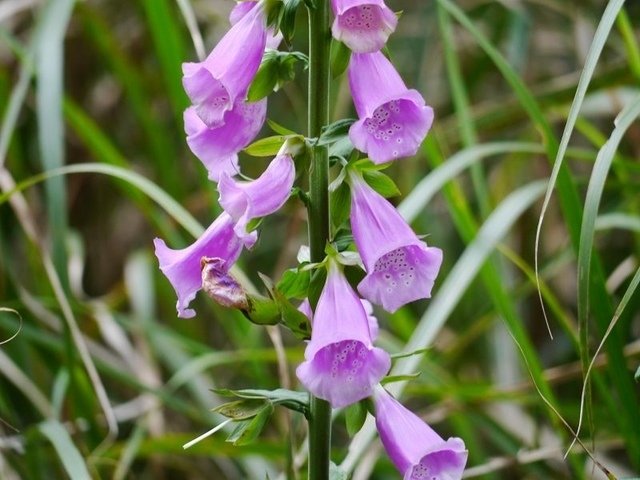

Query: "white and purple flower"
<box><xmin>331</xmin><ymin>0</ymin><xmax>397</xmax><ymax>53</ymax></box>
<box><xmin>296</xmin><ymin>260</ymin><xmax>390</xmax><ymax>408</ymax></box>
<box><xmin>154</xmin><ymin>212</ymin><xmax>256</xmax><ymax>319</ymax></box>
<box><xmin>349</xmin><ymin>172</ymin><xmax>442</xmax><ymax>312</ymax></box>
<box><xmin>349</xmin><ymin>51</ymin><xmax>434</xmax><ymax>164</ymax></box>
<box><xmin>374</xmin><ymin>386</ymin><xmax>467</xmax><ymax>480</ymax></box>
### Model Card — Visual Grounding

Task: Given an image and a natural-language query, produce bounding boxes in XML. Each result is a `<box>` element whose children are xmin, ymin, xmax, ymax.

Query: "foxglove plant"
<box><xmin>154</xmin><ymin>0</ymin><xmax>464</xmax><ymax>478</ymax></box>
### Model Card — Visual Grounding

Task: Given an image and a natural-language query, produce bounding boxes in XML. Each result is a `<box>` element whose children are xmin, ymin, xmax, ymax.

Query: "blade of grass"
<box><xmin>34</xmin><ymin>0</ymin><xmax>74</xmax><ymax>287</ymax></box>
<box><xmin>573</xmin><ymin>95</ymin><xmax>640</xmax><ymax>448</ymax></box>
<box><xmin>38</xmin><ymin>419</ymin><xmax>92</xmax><ymax>479</ymax></box>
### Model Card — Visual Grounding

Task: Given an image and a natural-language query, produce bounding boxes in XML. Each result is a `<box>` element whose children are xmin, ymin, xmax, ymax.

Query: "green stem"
<box><xmin>307</xmin><ymin>0</ymin><xmax>331</xmax><ymax>478</ymax></box>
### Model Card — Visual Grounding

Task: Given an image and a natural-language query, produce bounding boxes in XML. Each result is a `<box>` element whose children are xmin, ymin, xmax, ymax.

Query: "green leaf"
<box><xmin>276</xmin><ymin>292</ymin><xmax>312</xmax><ymax>339</ymax></box>
<box><xmin>247</xmin><ymin>57</ymin><xmax>279</xmax><ymax>101</ymax></box>
<box><xmin>317</xmin><ymin>118</ymin><xmax>356</xmax><ymax>146</ymax></box>
<box><xmin>248</xmin><ymin>51</ymin><xmax>308</xmax><ymax>101</ymax></box>
<box><xmin>635</xmin><ymin>366</ymin><xmax>640</xmax><ymax>382</ymax></box>
<box><xmin>213</xmin><ymin>399</ymin><xmax>268</xmax><ymax>420</ymax></box>
<box><xmin>330</xmin><ymin>181</ymin><xmax>352</xmax><ymax>231</ymax></box>
<box><xmin>213</xmin><ymin>388</ymin><xmax>309</xmax><ymax>415</ymax></box>
<box><xmin>277</xmin><ymin>267</ymin><xmax>311</xmax><ymax>299</ymax></box>
<box><xmin>278</xmin><ymin>0</ymin><xmax>302</xmax><ymax>44</ymax></box>
<box><xmin>267</xmin><ymin>119</ymin><xmax>297</xmax><ymax>136</ymax></box>
<box><xmin>244</xmin><ymin>135</ymin><xmax>287</xmax><ymax>157</ymax></box>
<box><xmin>227</xmin><ymin>403</ymin><xmax>272</xmax><ymax>446</ymax></box>
<box><xmin>362</xmin><ymin>169</ymin><xmax>400</xmax><ymax>198</ymax></box>
<box><xmin>345</xmin><ymin>401</ymin><xmax>367</xmax><ymax>437</ymax></box>
<box><xmin>330</xmin><ymin>39</ymin><xmax>351</xmax><ymax>78</ymax></box>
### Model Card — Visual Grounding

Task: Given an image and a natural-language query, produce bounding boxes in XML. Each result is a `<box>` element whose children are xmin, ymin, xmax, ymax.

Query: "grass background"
<box><xmin>0</xmin><ymin>0</ymin><xmax>639</xmax><ymax>478</ymax></box>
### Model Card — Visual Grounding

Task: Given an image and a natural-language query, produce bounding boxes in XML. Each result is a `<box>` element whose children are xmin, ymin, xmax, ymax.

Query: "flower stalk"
<box><xmin>307</xmin><ymin>0</ymin><xmax>332</xmax><ymax>477</ymax></box>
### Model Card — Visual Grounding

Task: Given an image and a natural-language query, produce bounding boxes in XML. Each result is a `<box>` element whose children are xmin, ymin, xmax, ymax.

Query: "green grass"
<box><xmin>1</xmin><ymin>0</ymin><xmax>639</xmax><ymax>478</ymax></box>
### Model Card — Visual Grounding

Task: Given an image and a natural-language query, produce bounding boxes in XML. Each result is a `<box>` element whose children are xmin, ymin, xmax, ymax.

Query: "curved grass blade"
<box><xmin>532</xmin><ymin>0</ymin><xmax>626</xmax><ymax>337</ymax></box>
<box><xmin>573</xmin><ymin>95</ymin><xmax>640</xmax><ymax>447</ymax></box>
<box><xmin>35</xmin><ymin>0</ymin><xmax>75</xmax><ymax>287</ymax></box>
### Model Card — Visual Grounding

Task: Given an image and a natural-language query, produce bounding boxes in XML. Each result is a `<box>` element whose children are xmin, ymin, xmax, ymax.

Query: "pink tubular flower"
<box><xmin>230</xmin><ymin>0</ymin><xmax>282</xmax><ymax>49</ymax></box>
<box><xmin>183</xmin><ymin>99</ymin><xmax>267</xmax><ymax>181</ymax></box>
<box><xmin>182</xmin><ymin>3</ymin><xmax>267</xmax><ymax>127</ymax></box>
<box><xmin>154</xmin><ymin>213</ymin><xmax>256</xmax><ymax>319</ymax></box>
<box><xmin>218</xmin><ymin>152</ymin><xmax>295</xmax><ymax>241</ymax></box>
<box><xmin>374</xmin><ymin>386</ymin><xmax>467</xmax><ymax>479</ymax></box>
<box><xmin>296</xmin><ymin>261</ymin><xmax>390</xmax><ymax>408</ymax></box>
<box><xmin>348</xmin><ymin>51</ymin><xmax>434</xmax><ymax>164</ymax></box>
<box><xmin>331</xmin><ymin>0</ymin><xmax>397</xmax><ymax>53</ymax></box>
<box><xmin>350</xmin><ymin>172</ymin><xmax>443</xmax><ymax>312</ymax></box>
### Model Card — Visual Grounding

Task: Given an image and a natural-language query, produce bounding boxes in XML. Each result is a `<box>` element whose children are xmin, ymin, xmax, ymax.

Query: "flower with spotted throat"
<box><xmin>348</xmin><ymin>51</ymin><xmax>434</xmax><ymax>164</ymax></box>
<box><xmin>296</xmin><ymin>259</ymin><xmax>390</xmax><ymax>408</ymax></box>
<box><xmin>349</xmin><ymin>171</ymin><xmax>442</xmax><ymax>312</ymax></box>
<box><xmin>374</xmin><ymin>385</ymin><xmax>467</xmax><ymax>480</ymax></box>
<box><xmin>330</xmin><ymin>0</ymin><xmax>397</xmax><ymax>53</ymax></box>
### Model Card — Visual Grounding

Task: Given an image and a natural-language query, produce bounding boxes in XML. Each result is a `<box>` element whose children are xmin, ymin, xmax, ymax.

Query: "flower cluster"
<box><xmin>153</xmin><ymin>0</ymin><xmax>466</xmax><ymax>477</ymax></box>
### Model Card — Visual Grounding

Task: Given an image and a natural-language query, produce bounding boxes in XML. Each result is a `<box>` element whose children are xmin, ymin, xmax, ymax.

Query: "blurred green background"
<box><xmin>0</xmin><ymin>0</ymin><xmax>639</xmax><ymax>478</ymax></box>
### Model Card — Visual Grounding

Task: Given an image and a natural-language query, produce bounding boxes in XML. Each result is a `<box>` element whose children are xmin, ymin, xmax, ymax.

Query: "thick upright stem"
<box><xmin>307</xmin><ymin>0</ymin><xmax>332</xmax><ymax>478</ymax></box>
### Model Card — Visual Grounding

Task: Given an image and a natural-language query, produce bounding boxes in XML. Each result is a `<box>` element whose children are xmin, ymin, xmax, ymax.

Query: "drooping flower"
<box><xmin>296</xmin><ymin>260</ymin><xmax>390</xmax><ymax>408</ymax></box>
<box><xmin>154</xmin><ymin>213</ymin><xmax>256</xmax><ymax>318</ymax></box>
<box><xmin>348</xmin><ymin>51</ymin><xmax>434</xmax><ymax>164</ymax></box>
<box><xmin>349</xmin><ymin>172</ymin><xmax>442</xmax><ymax>312</ymax></box>
<box><xmin>218</xmin><ymin>152</ymin><xmax>295</xmax><ymax>241</ymax></box>
<box><xmin>374</xmin><ymin>386</ymin><xmax>467</xmax><ymax>479</ymax></box>
<box><xmin>230</xmin><ymin>0</ymin><xmax>283</xmax><ymax>50</ymax></box>
<box><xmin>182</xmin><ymin>2</ymin><xmax>267</xmax><ymax>127</ymax></box>
<box><xmin>183</xmin><ymin>99</ymin><xmax>267</xmax><ymax>181</ymax></box>
<box><xmin>299</xmin><ymin>297</ymin><xmax>380</xmax><ymax>342</ymax></box>
<box><xmin>331</xmin><ymin>0</ymin><xmax>397</xmax><ymax>53</ymax></box>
